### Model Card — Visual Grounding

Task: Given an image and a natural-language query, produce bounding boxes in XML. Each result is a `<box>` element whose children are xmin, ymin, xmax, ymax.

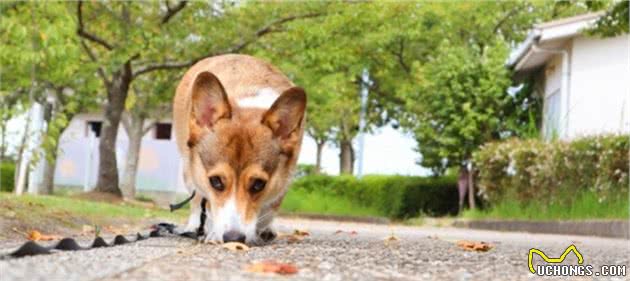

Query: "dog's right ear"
<box><xmin>192</xmin><ymin>71</ymin><xmax>231</xmax><ymax>127</ymax></box>
<box><xmin>189</xmin><ymin>71</ymin><xmax>231</xmax><ymax>146</ymax></box>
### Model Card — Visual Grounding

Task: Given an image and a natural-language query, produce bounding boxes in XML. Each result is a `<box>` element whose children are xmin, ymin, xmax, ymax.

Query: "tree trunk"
<box><xmin>94</xmin><ymin>66</ymin><xmax>132</xmax><ymax>196</ymax></box>
<box><xmin>468</xmin><ymin>163</ymin><xmax>476</xmax><ymax>210</ymax></box>
<box><xmin>14</xmin><ymin>111</ymin><xmax>32</xmax><ymax>195</ymax></box>
<box><xmin>120</xmin><ymin>114</ymin><xmax>145</xmax><ymax>200</ymax></box>
<box><xmin>40</xmin><ymin>152</ymin><xmax>58</xmax><ymax>195</ymax></box>
<box><xmin>339</xmin><ymin>140</ymin><xmax>354</xmax><ymax>175</ymax></box>
<box><xmin>315</xmin><ymin>140</ymin><xmax>324</xmax><ymax>174</ymax></box>
<box><xmin>0</xmin><ymin>121</ymin><xmax>6</xmax><ymax>160</ymax></box>
<box><xmin>457</xmin><ymin>167</ymin><xmax>469</xmax><ymax>213</ymax></box>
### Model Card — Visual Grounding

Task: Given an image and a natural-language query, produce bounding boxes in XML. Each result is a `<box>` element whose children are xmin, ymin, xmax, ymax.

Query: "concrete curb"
<box><xmin>453</xmin><ymin>219</ymin><xmax>629</xmax><ymax>239</ymax></box>
<box><xmin>279</xmin><ymin>213</ymin><xmax>391</xmax><ymax>224</ymax></box>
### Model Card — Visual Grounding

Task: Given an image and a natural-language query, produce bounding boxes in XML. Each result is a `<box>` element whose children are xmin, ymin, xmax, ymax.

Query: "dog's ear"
<box><xmin>262</xmin><ymin>87</ymin><xmax>306</xmax><ymax>139</ymax></box>
<box><xmin>191</xmin><ymin>71</ymin><xmax>231</xmax><ymax>129</ymax></box>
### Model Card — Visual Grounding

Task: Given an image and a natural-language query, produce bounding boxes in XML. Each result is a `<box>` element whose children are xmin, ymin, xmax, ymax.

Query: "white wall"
<box><xmin>566</xmin><ymin>34</ymin><xmax>630</xmax><ymax>138</ymax></box>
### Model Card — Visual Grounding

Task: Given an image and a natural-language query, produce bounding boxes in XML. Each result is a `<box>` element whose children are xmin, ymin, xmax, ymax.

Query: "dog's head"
<box><xmin>186</xmin><ymin>71</ymin><xmax>306</xmax><ymax>244</ymax></box>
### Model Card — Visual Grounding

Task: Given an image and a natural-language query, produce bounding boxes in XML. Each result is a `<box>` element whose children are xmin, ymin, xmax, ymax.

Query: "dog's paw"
<box><xmin>259</xmin><ymin>228</ymin><xmax>277</xmax><ymax>242</ymax></box>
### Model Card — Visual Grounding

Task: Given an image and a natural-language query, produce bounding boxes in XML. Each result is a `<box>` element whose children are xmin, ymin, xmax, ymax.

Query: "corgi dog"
<box><xmin>173</xmin><ymin>54</ymin><xmax>306</xmax><ymax>244</ymax></box>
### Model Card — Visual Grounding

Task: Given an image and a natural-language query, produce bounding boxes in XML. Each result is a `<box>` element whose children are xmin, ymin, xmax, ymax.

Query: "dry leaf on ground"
<box><xmin>384</xmin><ymin>235</ymin><xmax>399</xmax><ymax>244</ymax></box>
<box><xmin>27</xmin><ymin>230</ymin><xmax>62</xmax><ymax>241</ymax></box>
<box><xmin>222</xmin><ymin>242</ymin><xmax>250</xmax><ymax>251</ymax></box>
<box><xmin>456</xmin><ymin>240</ymin><xmax>493</xmax><ymax>252</ymax></box>
<box><xmin>246</xmin><ymin>260</ymin><xmax>298</xmax><ymax>275</ymax></box>
<box><xmin>349</xmin><ymin>230</ymin><xmax>358</xmax><ymax>235</ymax></box>
<box><xmin>293</xmin><ymin>229</ymin><xmax>310</xmax><ymax>236</ymax></box>
<box><xmin>334</xmin><ymin>230</ymin><xmax>343</xmax><ymax>234</ymax></box>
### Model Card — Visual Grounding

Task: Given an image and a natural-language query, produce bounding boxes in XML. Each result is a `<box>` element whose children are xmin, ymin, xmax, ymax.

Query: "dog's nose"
<box><xmin>223</xmin><ymin>230</ymin><xmax>246</xmax><ymax>243</ymax></box>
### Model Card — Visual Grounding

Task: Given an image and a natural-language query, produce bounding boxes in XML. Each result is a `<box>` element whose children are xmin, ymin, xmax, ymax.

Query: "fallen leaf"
<box><xmin>104</xmin><ymin>225</ymin><xmax>125</xmax><ymax>235</ymax></box>
<box><xmin>349</xmin><ymin>231</ymin><xmax>358</xmax><ymax>235</ymax></box>
<box><xmin>293</xmin><ymin>229</ymin><xmax>310</xmax><ymax>236</ymax></box>
<box><xmin>334</xmin><ymin>230</ymin><xmax>343</xmax><ymax>234</ymax></box>
<box><xmin>384</xmin><ymin>235</ymin><xmax>399</xmax><ymax>242</ymax></box>
<box><xmin>27</xmin><ymin>230</ymin><xmax>62</xmax><ymax>241</ymax></box>
<box><xmin>246</xmin><ymin>260</ymin><xmax>298</xmax><ymax>275</ymax></box>
<box><xmin>456</xmin><ymin>240</ymin><xmax>493</xmax><ymax>252</ymax></box>
<box><xmin>222</xmin><ymin>242</ymin><xmax>250</xmax><ymax>252</ymax></box>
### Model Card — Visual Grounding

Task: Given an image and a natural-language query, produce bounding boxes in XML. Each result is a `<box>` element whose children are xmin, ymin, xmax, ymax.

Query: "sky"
<box><xmin>298</xmin><ymin>125</ymin><xmax>431</xmax><ymax>176</ymax></box>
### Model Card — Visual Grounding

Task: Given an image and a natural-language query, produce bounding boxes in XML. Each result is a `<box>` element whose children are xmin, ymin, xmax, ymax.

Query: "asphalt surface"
<box><xmin>1</xmin><ymin>218</ymin><xmax>628</xmax><ymax>281</ymax></box>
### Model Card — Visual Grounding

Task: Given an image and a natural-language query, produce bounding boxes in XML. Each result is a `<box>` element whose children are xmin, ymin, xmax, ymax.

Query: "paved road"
<box><xmin>1</xmin><ymin>218</ymin><xmax>628</xmax><ymax>281</ymax></box>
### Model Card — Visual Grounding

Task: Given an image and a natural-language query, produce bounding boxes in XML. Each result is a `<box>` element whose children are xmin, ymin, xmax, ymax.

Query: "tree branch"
<box><xmin>142</xmin><ymin>121</ymin><xmax>156</xmax><ymax>135</ymax></box>
<box><xmin>161</xmin><ymin>1</ymin><xmax>187</xmax><ymax>25</ymax></box>
<box><xmin>492</xmin><ymin>5</ymin><xmax>521</xmax><ymax>34</ymax></box>
<box><xmin>393</xmin><ymin>38</ymin><xmax>410</xmax><ymax>74</ymax></box>
<box><xmin>133</xmin><ymin>12</ymin><xmax>325</xmax><ymax>78</ymax></box>
<box><xmin>80</xmin><ymin>40</ymin><xmax>111</xmax><ymax>86</ymax></box>
<box><xmin>77</xmin><ymin>0</ymin><xmax>114</xmax><ymax>51</ymax></box>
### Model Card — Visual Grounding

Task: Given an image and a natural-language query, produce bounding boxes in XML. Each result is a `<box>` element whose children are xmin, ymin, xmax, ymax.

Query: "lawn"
<box><xmin>280</xmin><ymin>188</ymin><xmax>383</xmax><ymax>218</ymax></box>
<box><xmin>0</xmin><ymin>192</ymin><xmax>187</xmax><ymax>237</ymax></box>
<box><xmin>462</xmin><ymin>190</ymin><xmax>629</xmax><ymax>220</ymax></box>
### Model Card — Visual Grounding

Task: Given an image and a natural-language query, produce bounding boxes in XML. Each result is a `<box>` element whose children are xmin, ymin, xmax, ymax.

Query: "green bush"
<box><xmin>289</xmin><ymin>174</ymin><xmax>458</xmax><ymax>219</ymax></box>
<box><xmin>1</xmin><ymin>162</ymin><xmax>16</xmax><ymax>192</ymax></box>
<box><xmin>474</xmin><ymin>134</ymin><xmax>629</xmax><ymax>205</ymax></box>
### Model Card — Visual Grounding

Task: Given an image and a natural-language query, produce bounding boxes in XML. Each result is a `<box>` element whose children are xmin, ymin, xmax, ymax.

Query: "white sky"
<box><xmin>298</xmin><ymin>126</ymin><xmax>431</xmax><ymax>176</ymax></box>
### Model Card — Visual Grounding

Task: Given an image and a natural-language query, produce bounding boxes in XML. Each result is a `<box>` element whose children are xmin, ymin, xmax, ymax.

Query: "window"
<box><xmin>87</xmin><ymin>121</ymin><xmax>102</xmax><ymax>137</ymax></box>
<box><xmin>544</xmin><ymin>90</ymin><xmax>561</xmax><ymax>140</ymax></box>
<box><xmin>155</xmin><ymin>123</ymin><xmax>172</xmax><ymax>140</ymax></box>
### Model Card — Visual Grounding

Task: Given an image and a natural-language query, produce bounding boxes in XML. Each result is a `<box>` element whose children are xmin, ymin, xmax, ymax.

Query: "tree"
<box><xmin>396</xmin><ymin>1</ymin><xmax>592</xmax><ymax>209</ymax></box>
<box><xmin>1</xmin><ymin>2</ymin><xmax>99</xmax><ymax>194</ymax></box>
<box><xmin>589</xmin><ymin>0</ymin><xmax>629</xmax><ymax>37</ymax></box>
<box><xmin>119</xmin><ymin>72</ymin><xmax>178</xmax><ymax>199</ymax></box>
<box><xmin>75</xmin><ymin>1</ymin><xmax>329</xmax><ymax>196</ymax></box>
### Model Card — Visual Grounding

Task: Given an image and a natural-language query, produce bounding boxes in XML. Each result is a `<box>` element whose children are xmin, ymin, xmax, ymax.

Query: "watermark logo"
<box><xmin>528</xmin><ymin>245</ymin><xmax>626</xmax><ymax>277</ymax></box>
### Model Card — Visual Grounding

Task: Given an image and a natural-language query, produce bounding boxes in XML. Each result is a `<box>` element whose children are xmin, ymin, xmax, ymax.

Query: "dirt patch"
<box><xmin>72</xmin><ymin>192</ymin><xmax>125</xmax><ymax>204</ymax></box>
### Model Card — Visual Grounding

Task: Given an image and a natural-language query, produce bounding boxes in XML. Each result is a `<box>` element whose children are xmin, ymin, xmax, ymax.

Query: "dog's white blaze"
<box><xmin>213</xmin><ymin>195</ymin><xmax>258</xmax><ymax>242</ymax></box>
<box><xmin>236</xmin><ymin>88</ymin><xmax>279</xmax><ymax>109</ymax></box>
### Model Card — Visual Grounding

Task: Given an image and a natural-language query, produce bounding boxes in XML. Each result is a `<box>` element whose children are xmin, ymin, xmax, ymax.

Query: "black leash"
<box><xmin>3</xmin><ymin>192</ymin><xmax>208</xmax><ymax>260</ymax></box>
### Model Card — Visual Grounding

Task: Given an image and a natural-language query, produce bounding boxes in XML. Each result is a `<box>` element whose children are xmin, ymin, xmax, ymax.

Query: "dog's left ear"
<box><xmin>262</xmin><ymin>87</ymin><xmax>307</xmax><ymax>140</ymax></box>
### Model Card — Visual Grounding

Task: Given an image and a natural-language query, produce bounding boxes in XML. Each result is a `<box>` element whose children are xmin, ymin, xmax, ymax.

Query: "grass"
<box><xmin>280</xmin><ymin>188</ymin><xmax>383</xmax><ymax>217</ymax></box>
<box><xmin>0</xmin><ymin>192</ymin><xmax>186</xmax><ymax>228</ymax></box>
<box><xmin>462</xmin><ymin>190</ymin><xmax>629</xmax><ymax>220</ymax></box>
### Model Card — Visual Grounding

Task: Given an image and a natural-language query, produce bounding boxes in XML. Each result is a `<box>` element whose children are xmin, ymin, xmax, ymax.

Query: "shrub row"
<box><xmin>473</xmin><ymin>134</ymin><xmax>629</xmax><ymax>204</ymax></box>
<box><xmin>290</xmin><ymin>175</ymin><xmax>458</xmax><ymax>219</ymax></box>
<box><xmin>0</xmin><ymin>162</ymin><xmax>15</xmax><ymax>192</ymax></box>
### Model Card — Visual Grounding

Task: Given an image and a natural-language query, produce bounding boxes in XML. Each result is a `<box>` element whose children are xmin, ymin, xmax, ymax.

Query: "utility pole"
<box><xmin>356</xmin><ymin>68</ymin><xmax>371</xmax><ymax>178</ymax></box>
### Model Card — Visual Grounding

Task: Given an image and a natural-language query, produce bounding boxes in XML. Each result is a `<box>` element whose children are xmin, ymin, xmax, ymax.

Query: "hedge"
<box><xmin>290</xmin><ymin>175</ymin><xmax>458</xmax><ymax>219</ymax></box>
<box><xmin>1</xmin><ymin>162</ymin><xmax>16</xmax><ymax>192</ymax></box>
<box><xmin>473</xmin><ymin>134</ymin><xmax>629</xmax><ymax>204</ymax></box>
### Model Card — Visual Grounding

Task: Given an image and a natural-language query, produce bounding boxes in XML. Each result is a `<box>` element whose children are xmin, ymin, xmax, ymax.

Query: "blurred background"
<box><xmin>0</xmin><ymin>1</ymin><xmax>628</xmax><ymax>228</ymax></box>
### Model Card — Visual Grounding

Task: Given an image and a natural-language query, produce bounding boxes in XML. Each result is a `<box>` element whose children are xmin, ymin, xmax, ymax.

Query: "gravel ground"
<box><xmin>1</xmin><ymin>218</ymin><xmax>628</xmax><ymax>281</ymax></box>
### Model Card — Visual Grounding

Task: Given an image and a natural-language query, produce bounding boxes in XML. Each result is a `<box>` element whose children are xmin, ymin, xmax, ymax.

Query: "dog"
<box><xmin>173</xmin><ymin>54</ymin><xmax>306</xmax><ymax>244</ymax></box>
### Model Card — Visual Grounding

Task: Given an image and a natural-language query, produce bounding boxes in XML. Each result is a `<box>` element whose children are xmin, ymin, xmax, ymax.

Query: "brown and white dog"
<box><xmin>173</xmin><ymin>54</ymin><xmax>306</xmax><ymax>244</ymax></box>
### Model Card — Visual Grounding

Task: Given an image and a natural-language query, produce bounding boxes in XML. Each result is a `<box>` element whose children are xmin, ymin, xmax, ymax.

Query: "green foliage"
<box><xmin>0</xmin><ymin>162</ymin><xmax>16</xmax><ymax>192</ymax></box>
<box><xmin>290</xmin><ymin>175</ymin><xmax>458</xmax><ymax>219</ymax></box>
<box><xmin>295</xmin><ymin>164</ymin><xmax>318</xmax><ymax>178</ymax></box>
<box><xmin>462</xmin><ymin>189</ymin><xmax>629</xmax><ymax>220</ymax></box>
<box><xmin>588</xmin><ymin>1</ymin><xmax>629</xmax><ymax>37</ymax></box>
<box><xmin>473</xmin><ymin>135</ymin><xmax>629</xmax><ymax>205</ymax></box>
<box><xmin>281</xmin><ymin>187</ymin><xmax>382</xmax><ymax>217</ymax></box>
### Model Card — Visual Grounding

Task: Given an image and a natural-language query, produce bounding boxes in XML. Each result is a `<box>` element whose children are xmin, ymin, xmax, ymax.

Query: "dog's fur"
<box><xmin>173</xmin><ymin>54</ymin><xmax>306</xmax><ymax>244</ymax></box>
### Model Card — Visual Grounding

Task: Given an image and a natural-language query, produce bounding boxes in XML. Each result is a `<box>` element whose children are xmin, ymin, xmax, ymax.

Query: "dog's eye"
<box><xmin>249</xmin><ymin>179</ymin><xmax>266</xmax><ymax>193</ymax></box>
<box><xmin>209</xmin><ymin>176</ymin><xmax>224</xmax><ymax>191</ymax></box>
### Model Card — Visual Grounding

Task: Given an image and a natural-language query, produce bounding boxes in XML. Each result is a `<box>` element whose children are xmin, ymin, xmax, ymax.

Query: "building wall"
<box><xmin>54</xmin><ymin>114</ymin><xmax>187</xmax><ymax>193</ymax></box>
<box><xmin>566</xmin><ymin>34</ymin><xmax>630</xmax><ymax>138</ymax></box>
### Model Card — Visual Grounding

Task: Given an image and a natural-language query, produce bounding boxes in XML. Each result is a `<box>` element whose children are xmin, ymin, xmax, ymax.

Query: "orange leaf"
<box><xmin>246</xmin><ymin>260</ymin><xmax>298</xmax><ymax>275</ymax></box>
<box><xmin>293</xmin><ymin>229</ymin><xmax>310</xmax><ymax>236</ymax></box>
<box><xmin>27</xmin><ymin>230</ymin><xmax>62</xmax><ymax>241</ymax></box>
<box><xmin>456</xmin><ymin>240</ymin><xmax>493</xmax><ymax>252</ymax></box>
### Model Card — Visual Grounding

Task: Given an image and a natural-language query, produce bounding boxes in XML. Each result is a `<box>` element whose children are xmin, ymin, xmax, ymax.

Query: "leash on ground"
<box><xmin>1</xmin><ymin>192</ymin><xmax>206</xmax><ymax>260</ymax></box>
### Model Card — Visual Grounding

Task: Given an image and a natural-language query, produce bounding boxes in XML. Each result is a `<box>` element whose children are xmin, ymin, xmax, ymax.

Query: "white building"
<box><xmin>507</xmin><ymin>12</ymin><xmax>630</xmax><ymax>140</ymax></box>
